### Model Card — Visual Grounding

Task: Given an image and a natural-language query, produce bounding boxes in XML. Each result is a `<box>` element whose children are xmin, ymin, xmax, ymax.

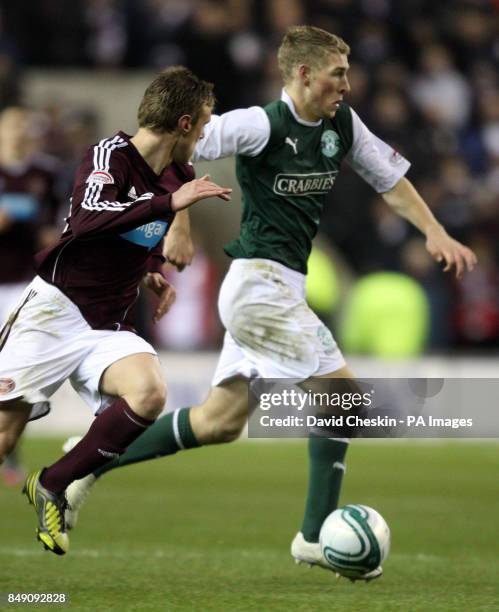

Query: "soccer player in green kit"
<box><xmin>65</xmin><ymin>26</ymin><xmax>477</xmax><ymax>579</ymax></box>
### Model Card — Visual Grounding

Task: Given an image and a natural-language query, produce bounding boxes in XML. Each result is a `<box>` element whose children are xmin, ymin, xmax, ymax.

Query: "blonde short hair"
<box><xmin>277</xmin><ymin>25</ymin><xmax>350</xmax><ymax>83</ymax></box>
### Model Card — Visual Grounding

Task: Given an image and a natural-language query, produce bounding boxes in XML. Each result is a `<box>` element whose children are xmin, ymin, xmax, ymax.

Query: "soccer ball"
<box><xmin>319</xmin><ymin>504</ymin><xmax>390</xmax><ymax>578</ymax></box>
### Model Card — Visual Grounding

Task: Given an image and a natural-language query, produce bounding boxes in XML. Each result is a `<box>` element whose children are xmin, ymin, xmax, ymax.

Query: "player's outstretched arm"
<box><xmin>382</xmin><ymin>177</ymin><xmax>477</xmax><ymax>278</ymax></box>
<box><xmin>171</xmin><ymin>175</ymin><xmax>231</xmax><ymax>212</ymax></box>
<box><xmin>163</xmin><ymin>210</ymin><xmax>194</xmax><ymax>271</ymax></box>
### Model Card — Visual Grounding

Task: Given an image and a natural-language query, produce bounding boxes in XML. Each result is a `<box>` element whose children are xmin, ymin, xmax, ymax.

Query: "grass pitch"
<box><xmin>0</xmin><ymin>439</ymin><xmax>497</xmax><ymax>611</ymax></box>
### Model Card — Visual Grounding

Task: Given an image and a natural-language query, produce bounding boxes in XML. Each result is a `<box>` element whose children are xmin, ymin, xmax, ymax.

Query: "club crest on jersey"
<box><xmin>321</xmin><ymin>130</ymin><xmax>340</xmax><ymax>158</ymax></box>
<box><xmin>317</xmin><ymin>326</ymin><xmax>335</xmax><ymax>353</ymax></box>
<box><xmin>86</xmin><ymin>170</ymin><xmax>114</xmax><ymax>185</ymax></box>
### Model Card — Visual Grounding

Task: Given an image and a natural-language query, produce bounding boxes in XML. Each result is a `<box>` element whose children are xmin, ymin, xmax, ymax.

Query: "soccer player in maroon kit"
<box><xmin>0</xmin><ymin>66</ymin><xmax>231</xmax><ymax>555</ymax></box>
<box><xmin>0</xmin><ymin>106</ymin><xmax>62</xmax><ymax>486</ymax></box>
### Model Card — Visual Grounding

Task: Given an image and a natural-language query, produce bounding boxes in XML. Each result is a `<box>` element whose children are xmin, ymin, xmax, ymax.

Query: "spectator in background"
<box><xmin>84</xmin><ymin>0</ymin><xmax>128</xmax><ymax>68</ymax></box>
<box><xmin>42</xmin><ymin>107</ymin><xmax>100</xmax><ymax>201</ymax></box>
<box><xmin>0</xmin><ymin>7</ymin><xmax>21</xmax><ymax>108</ymax></box>
<box><xmin>436</xmin><ymin>156</ymin><xmax>476</xmax><ymax>238</ymax></box>
<box><xmin>411</xmin><ymin>44</ymin><xmax>472</xmax><ymax>130</ymax></box>
<box><xmin>0</xmin><ymin>107</ymin><xmax>62</xmax><ymax>320</ymax></box>
<box><xmin>448</xmin><ymin>5</ymin><xmax>496</xmax><ymax>71</ymax></box>
<box><xmin>0</xmin><ymin>106</ymin><xmax>62</xmax><ymax>486</ymax></box>
<box><xmin>353</xmin><ymin>20</ymin><xmax>392</xmax><ymax>67</ymax></box>
<box><xmin>339</xmin><ymin>62</ymin><xmax>370</xmax><ymax>117</ymax></box>
<box><xmin>453</xmin><ymin>237</ymin><xmax>499</xmax><ymax>348</ymax></box>
<box><xmin>368</xmin><ymin>88</ymin><xmax>420</xmax><ymax>164</ymax></box>
<box><xmin>162</xmin><ymin>0</ymin><xmax>249</xmax><ymax>111</ymax></box>
<box><xmin>479</xmin><ymin>90</ymin><xmax>499</xmax><ymax>163</ymax></box>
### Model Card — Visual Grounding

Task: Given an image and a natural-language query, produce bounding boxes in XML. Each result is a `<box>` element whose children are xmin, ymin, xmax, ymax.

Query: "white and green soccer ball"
<box><xmin>319</xmin><ymin>505</ymin><xmax>390</xmax><ymax>578</ymax></box>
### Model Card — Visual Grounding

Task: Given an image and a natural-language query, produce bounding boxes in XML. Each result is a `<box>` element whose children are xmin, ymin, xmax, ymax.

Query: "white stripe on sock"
<box><xmin>332</xmin><ymin>461</ymin><xmax>346</xmax><ymax>473</ymax></box>
<box><xmin>123</xmin><ymin>409</ymin><xmax>149</xmax><ymax>429</ymax></box>
<box><xmin>172</xmin><ymin>408</ymin><xmax>185</xmax><ymax>449</ymax></box>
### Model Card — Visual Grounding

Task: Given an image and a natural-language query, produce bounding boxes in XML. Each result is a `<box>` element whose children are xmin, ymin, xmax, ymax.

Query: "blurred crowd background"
<box><xmin>0</xmin><ymin>0</ymin><xmax>497</xmax><ymax>356</ymax></box>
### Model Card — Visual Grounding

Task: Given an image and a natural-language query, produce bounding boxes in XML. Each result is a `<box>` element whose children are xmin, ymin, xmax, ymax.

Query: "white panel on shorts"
<box><xmin>0</xmin><ymin>276</ymin><xmax>156</xmax><ymax>417</ymax></box>
<box><xmin>212</xmin><ymin>259</ymin><xmax>345</xmax><ymax>386</ymax></box>
<box><xmin>0</xmin><ymin>282</ymin><xmax>29</xmax><ymax>327</ymax></box>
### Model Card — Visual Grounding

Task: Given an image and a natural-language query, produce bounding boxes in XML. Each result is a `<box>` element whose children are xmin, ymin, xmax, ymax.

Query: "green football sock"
<box><xmin>301</xmin><ymin>435</ymin><xmax>349</xmax><ymax>543</ymax></box>
<box><xmin>94</xmin><ymin>407</ymin><xmax>199</xmax><ymax>477</ymax></box>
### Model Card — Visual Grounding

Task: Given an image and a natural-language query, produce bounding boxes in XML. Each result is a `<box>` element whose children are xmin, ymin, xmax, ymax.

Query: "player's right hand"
<box><xmin>142</xmin><ymin>272</ymin><xmax>177</xmax><ymax>323</ymax></box>
<box><xmin>171</xmin><ymin>175</ymin><xmax>232</xmax><ymax>212</ymax></box>
<box><xmin>425</xmin><ymin>225</ymin><xmax>477</xmax><ymax>279</ymax></box>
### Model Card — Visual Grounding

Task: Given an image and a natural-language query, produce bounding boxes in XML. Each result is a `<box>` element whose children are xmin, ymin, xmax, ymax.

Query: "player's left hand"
<box><xmin>163</xmin><ymin>227</ymin><xmax>194</xmax><ymax>271</ymax></box>
<box><xmin>142</xmin><ymin>272</ymin><xmax>176</xmax><ymax>323</ymax></box>
<box><xmin>425</xmin><ymin>225</ymin><xmax>477</xmax><ymax>279</ymax></box>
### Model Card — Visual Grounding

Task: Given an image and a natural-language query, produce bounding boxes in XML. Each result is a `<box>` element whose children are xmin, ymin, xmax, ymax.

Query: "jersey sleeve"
<box><xmin>147</xmin><ymin>240</ymin><xmax>167</xmax><ymax>276</ymax></box>
<box><xmin>191</xmin><ymin>106</ymin><xmax>271</xmax><ymax>161</ymax></box>
<box><xmin>345</xmin><ymin>108</ymin><xmax>411</xmax><ymax>193</ymax></box>
<box><xmin>69</xmin><ymin>146</ymin><xmax>172</xmax><ymax>238</ymax></box>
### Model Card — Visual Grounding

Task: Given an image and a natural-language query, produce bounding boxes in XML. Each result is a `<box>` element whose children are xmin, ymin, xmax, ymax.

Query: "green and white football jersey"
<box><xmin>225</xmin><ymin>99</ymin><xmax>353</xmax><ymax>273</ymax></box>
<box><xmin>193</xmin><ymin>90</ymin><xmax>410</xmax><ymax>273</ymax></box>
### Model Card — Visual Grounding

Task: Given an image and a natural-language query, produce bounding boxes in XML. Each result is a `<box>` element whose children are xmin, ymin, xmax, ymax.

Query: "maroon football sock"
<box><xmin>40</xmin><ymin>398</ymin><xmax>154</xmax><ymax>493</ymax></box>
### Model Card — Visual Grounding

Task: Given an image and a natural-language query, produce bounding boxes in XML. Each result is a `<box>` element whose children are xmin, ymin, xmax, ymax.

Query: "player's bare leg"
<box><xmin>94</xmin><ymin>375</ymin><xmax>249</xmax><ymax>471</ymax></box>
<box><xmin>65</xmin><ymin>378</ymin><xmax>250</xmax><ymax>528</ymax></box>
<box><xmin>99</xmin><ymin>353</ymin><xmax>167</xmax><ymax>421</ymax></box>
<box><xmin>26</xmin><ymin>353</ymin><xmax>165</xmax><ymax>553</ymax></box>
<box><xmin>0</xmin><ymin>400</ymin><xmax>31</xmax><ymax>465</ymax></box>
<box><xmin>42</xmin><ymin>353</ymin><xmax>165</xmax><ymax>493</ymax></box>
<box><xmin>189</xmin><ymin>378</ymin><xmax>249</xmax><ymax>444</ymax></box>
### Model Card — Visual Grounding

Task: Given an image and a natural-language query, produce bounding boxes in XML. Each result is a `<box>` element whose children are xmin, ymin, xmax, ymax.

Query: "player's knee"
<box><xmin>124</xmin><ymin>381</ymin><xmax>167</xmax><ymax>420</ymax></box>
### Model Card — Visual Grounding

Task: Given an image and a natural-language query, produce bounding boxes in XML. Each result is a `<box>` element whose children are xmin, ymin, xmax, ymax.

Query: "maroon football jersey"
<box><xmin>35</xmin><ymin>132</ymin><xmax>194</xmax><ymax>331</ymax></box>
<box><xmin>0</xmin><ymin>155</ymin><xmax>61</xmax><ymax>283</ymax></box>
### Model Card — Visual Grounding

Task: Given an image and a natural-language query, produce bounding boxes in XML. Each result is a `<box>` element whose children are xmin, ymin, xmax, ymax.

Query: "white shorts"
<box><xmin>212</xmin><ymin>258</ymin><xmax>345</xmax><ymax>385</ymax></box>
<box><xmin>0</xmin><ymin>282</ymin><xmax>29</xmax><ymax>327</ymax></box>
<box><xmin>0</xmin><ymin>276</ymin><xmax>156</xmax><ymax>419</ymax></box>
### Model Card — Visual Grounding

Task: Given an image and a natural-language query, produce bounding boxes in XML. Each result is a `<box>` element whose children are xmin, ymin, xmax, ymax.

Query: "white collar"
<box><xmin>281</xmin><ymin>88</ymin><xmax>322</xmax><ymax>127</ymax></box>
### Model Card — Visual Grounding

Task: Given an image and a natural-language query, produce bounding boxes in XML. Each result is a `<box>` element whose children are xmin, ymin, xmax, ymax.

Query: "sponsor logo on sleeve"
<box><xmin>390</xmin><ymin>149</ymin><xmax>404</xmax><ymax>165</ymax></box>
<box><xmin>120</xmin><ymin>220</ymin><xmax>169</xmax><ymax>250</ymax></box>
<box><xmin>0</xmin><ymin>378</ymin><xmax>15</xmax><ymax>394</ymax></box>
<box><xmin>86</xmin><ymin>170</ymin><xmax>115</xmax><ymax>185</ymax></box>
